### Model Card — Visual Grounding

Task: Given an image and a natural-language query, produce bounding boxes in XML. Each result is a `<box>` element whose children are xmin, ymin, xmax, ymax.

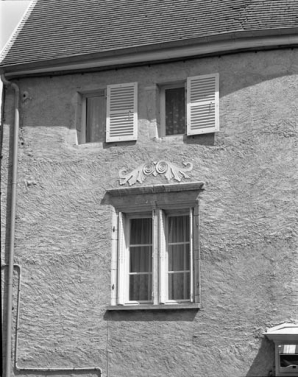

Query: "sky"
<box><xmin>0</xmin><ymin>0</ymin><xmax>31</xmax><ymax>113</ymax></box>
<box><xmin>0</xmin><ymin>0</ymin><xmax>31</xmax><ymax>53</ymax></box>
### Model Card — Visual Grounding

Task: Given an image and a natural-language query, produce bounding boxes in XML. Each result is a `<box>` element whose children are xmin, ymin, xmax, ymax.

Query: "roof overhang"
<box><xmin>264</xmin><ymin>323</ymin><xmax>298</xmax><ymax>343</ymax></box>
<box><xmin>1</xmin><ymin>28</ymin><xmax>298</xmax><ymax>79</ymax></box>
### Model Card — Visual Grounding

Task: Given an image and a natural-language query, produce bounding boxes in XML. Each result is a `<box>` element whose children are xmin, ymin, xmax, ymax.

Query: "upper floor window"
<box><xmin>159</xmin><ymin>73</ymin><xmax>219</xmax><ymax>137</ymax></box>
<box><xmin>77</xmin><ymin>82</ymin><xmax>138</xmax><ymax>144</ymax></box>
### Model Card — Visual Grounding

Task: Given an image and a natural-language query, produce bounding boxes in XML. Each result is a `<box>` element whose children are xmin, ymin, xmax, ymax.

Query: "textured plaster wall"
<box><xmin>1</xmin><ymin>49</ymin><xmax>298</xmax><ymax>377</ymax></box>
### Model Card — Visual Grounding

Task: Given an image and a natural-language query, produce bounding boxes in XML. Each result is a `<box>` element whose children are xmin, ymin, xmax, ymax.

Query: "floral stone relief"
<box><xmin>119</xmin><ymin>160</ymin><xmax>193</xmax><ymax>186</ymax></box>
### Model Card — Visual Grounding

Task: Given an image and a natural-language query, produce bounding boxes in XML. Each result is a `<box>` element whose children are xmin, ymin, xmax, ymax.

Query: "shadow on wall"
<box><xmin>104</xmin><ymin>309</ymin><xmax>198</xmax><ymax>322</ymax></box>
<box><xmin>246</xmin><ymin>338</ymin><xmax>275</xmax><ymax>377</ymax></box>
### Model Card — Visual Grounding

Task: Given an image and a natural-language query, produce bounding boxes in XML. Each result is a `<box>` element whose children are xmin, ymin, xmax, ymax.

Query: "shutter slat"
<box><xmin>106</xmin><ymin>82</ymin><xmax>138</xmax><ymax>142</ymax></box>
<box><xmin>187</xmin><ymin>74</ymin><xmax>219</xmax><ymax>135</ymax></box>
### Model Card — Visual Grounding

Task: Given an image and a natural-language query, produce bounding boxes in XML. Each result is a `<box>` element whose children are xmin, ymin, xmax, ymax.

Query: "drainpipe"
<box><xmin>1</xmin><ymin>74</ymin><xmax>20</xmax><ymax>377</ymax></box>
<box><xmin>1</xmin><ymin>77</ymin><xmax>102</xmax><ymax>376</ymax></box>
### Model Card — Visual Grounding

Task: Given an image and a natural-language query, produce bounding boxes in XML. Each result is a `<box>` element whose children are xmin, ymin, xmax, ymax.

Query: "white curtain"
<box><xmin>129</xmin><ymin>218</ymin><xmax>152</xmax><ymax>301</ymax></box>
<box><xmin>168</xmin><ymin>215</ymin><xmax>190</xmax><ymax>300</ymax></box>
<box><xmin>86</xmin><ymin>96</ymin><xmax>105</xmax><ymax>142</ymax></box>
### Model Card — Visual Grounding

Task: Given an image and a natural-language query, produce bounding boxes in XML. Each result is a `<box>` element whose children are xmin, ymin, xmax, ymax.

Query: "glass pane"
<box><xmin>165</xmin><ymin>87</ymin><xmax>185</xmax><ymax>135</ymax></box>
<box><xmin>168</xmin><ymin>272</ymin><xmax>190</xmax><ymax>300</ymax></box>
<box><xmin>280</xmin><ymin>355</ymin><xmax>298</xmax><ymax>367</ymax></box>
<box><xmin>168</xmin><ymin>244</ymin><xmax>190</xmax><ymax>271</ymax></box>
<box><xmin>130</xmin><ymin>218</ymin><xmax>152</xmax><ymax>245</ymax></box>
<box><xmin>129</xmin><ymin>274</ymin><xmax>152</xmax><ymax>301</ymax></box>
<box><xmin>168</xmin><ymin>215</ymin><xmax>189</xmax><ymax>243</ymax></box>
<box><xmin>130</xmin><ymin>246</ymin><xmax>152</xmax><ymax>273</ymax></box>
<box><xmin>86</xmin><ymin>96</ymin><xmax>106</xmax><ymax>143</ymax></box>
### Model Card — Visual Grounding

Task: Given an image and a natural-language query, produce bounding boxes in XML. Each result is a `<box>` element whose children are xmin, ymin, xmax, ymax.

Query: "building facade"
<box><xmin>1</xmin><ymin>1</ymin><xmax>298</xmax><ymax>376</ymax></box>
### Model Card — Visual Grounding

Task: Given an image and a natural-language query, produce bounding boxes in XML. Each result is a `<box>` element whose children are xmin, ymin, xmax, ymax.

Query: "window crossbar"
<box><xmin>129</xmin><ymin>244</ymin><xmax>152</xmax><ymax>248</ymax></box>
<box><xmin>168</xmin><ymin>241</ymin><xmax>190</xmax><ymax>246</ymax></box>
<box><xmin>168</xmin><ymin>270</ymin><xmax>190</xmax><ymax>274</ymax></box>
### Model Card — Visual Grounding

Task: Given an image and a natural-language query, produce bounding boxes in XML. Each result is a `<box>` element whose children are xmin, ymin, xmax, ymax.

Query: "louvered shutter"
<box><xmin>187</xmin><ymin>73</ymin><xmax>219</xmax><ymax>135</ymax></box>
<box><xmin>106</xmin><ymin>82</ymin><xmax>138</xmax><ymax>142</ymax></box>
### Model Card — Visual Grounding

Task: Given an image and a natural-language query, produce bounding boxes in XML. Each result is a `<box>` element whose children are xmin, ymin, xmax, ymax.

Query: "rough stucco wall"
<box><xmin>1</xmin><ymin>49</ymin><xmax>298</xmax><ymax>377</ymax></box>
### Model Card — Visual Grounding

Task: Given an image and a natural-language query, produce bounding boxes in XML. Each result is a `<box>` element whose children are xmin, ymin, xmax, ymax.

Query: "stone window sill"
<box><xmin>106</xmin><ymin>303</ymin><xmax>200</xmax><ymax>311</ymax></box>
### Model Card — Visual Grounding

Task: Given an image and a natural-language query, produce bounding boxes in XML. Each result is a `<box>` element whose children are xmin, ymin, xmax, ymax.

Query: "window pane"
<box><xmin>168</xmin><ymin>272</ymin><xmax>190</xmax><ymax>300</ymax></box>
<box><xmin>129</xmin><ymin>217</ymin><xmax>152</xmax><ymax>302</ymax></box>
<box><xmin>86</xmin><ymin>96</ymin><xmax>106</xmax><ymax>143</ymax></box>
<box><xmin>130</xmin><ymin>218</ymin><xmax>152</xmax><ymax>245</ymax></box>
<box><xmin>165</xmin><ymin>87</ymin><xmax>185</xmax><ymax>135</ymax></box>
<box><xmin>280</xmin><ymin>355</ymin><xmax>298</xmax><ymax>367</ymax></box>
<box><xmin>129</xmin><ymin>274</ymin><xmax>152</xmax><ymax>301</ymax></box>
<box><xmin>130</xmin><ymin>246</ymin><xmax>152</xmax><ymax>273</ymax></box>
<box><xmin>168</xmin><ymin>215</ymin><xmax>189</xmax><ymax>243</ymax></box>
<box><xmin>168</xmin><ymin>244</ymin><xmax>190</xmax><ymax>271</ymax></box>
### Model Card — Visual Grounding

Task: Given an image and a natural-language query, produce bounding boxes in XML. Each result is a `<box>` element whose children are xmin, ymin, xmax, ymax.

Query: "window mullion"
<box><xmin>189</xmin><ymin>208</ymin><xmax>194</xmax><ymax>303</ymax></box>
<box><xmin>111</xmin><ymin>209</ymin><xmax>118</xmax><ymax>306</ymax></box>
<box><xmin>117</xmin><ymin>212</ymin><xmax>126</xmax><ymax>305</ymax></box>
<box><xmin>158</xmin><ymin>209</ymin><xmax>167</xmax><ymax>303</ymax></box>
<box><xmin>193</xmin><ymin>204</ymin><xmax>200</xmax><ymax>303</ymax></box>
<box><xmin>152</xmin><ymin>209</ymin><xmax>159</xmax><ymax>305</ymax></box>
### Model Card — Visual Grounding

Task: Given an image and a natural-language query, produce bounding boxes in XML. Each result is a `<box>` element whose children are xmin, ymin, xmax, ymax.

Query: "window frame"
<box><xmin>124</xmin><ymin>212</ymin><xmax>154</xmax><ymax>305</ymax></box>
<box><xmin>107</xmin><ymin>182</ymin><xmax>203</xmax><ymax>310</ymax></box>
<box><xmin>163</xmin><ymin>209</ymin><xmax>194</xmax><ymax>304</ymax></box>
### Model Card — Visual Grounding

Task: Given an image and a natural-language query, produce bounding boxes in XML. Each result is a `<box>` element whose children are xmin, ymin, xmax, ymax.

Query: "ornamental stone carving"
<box><xmin>119</xmin><ymin>160</ymin><xmax>193</xmax><ymax>186</ymax></box>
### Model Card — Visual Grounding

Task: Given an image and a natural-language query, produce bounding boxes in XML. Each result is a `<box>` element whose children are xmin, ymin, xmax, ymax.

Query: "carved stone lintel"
<box><xmin>119</xmin><ymin>160</ymin><xmax>193</xmax><ymax>186</ymax></box>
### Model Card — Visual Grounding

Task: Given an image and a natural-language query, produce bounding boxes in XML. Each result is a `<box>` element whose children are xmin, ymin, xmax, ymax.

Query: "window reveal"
<box><xmin>85</xmin><ymin>95</ymin><xmax>106</xmax><ymax>143</ymax></box>
<box><xmin>165</xmin><ymin>87</ymin><xmax>185</xmax><ymax>136</ymax></box>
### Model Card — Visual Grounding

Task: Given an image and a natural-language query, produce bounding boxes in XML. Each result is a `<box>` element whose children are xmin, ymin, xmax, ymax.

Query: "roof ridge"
<box><xmin>0</xmin><ymin>0</ymin><xmax>38</xmax><ymax>64</ymax></box>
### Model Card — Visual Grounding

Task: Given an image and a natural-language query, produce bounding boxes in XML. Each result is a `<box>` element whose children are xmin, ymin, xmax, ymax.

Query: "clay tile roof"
<box><xmin>1</xmin><ymin>0</ymin><xmax>298</xmax><ymax>68</ymax></box>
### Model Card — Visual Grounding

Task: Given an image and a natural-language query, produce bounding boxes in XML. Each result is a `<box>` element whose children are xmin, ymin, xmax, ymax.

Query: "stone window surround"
<box><xmin>106</xmin><ymin>181</ymin><xmax>204</xmax><ymax>311</ymax></box>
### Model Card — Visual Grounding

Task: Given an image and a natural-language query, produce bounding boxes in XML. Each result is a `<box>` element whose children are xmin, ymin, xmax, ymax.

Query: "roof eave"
<box><xmin>1</xmin><ymin>28</ymin><xmax>298</xmax><ymax>78</ymax></box>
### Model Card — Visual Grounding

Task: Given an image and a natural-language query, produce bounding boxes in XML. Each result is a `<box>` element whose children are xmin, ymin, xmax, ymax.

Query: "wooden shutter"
<box><xmin>106</xmin><ymin>82</ymin><xmax>138</xmax><ymax>142</ymax></box>
<box><xmin>187</xmin><ymin>73</ymin><xmax>219</xmax><ymax>135</ymax></box>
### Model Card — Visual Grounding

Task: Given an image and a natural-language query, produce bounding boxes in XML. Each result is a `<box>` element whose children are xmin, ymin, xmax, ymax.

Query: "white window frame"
<box><xmin>118</xmin><ymin>208</ymin><xmax>196</xmax><ymax>306</ymax></box>
<box><xmin>164</xmin><ymin>209</ymin><xmax>194</xmax><ymax>304</ymax></box>
<box><xmin>123</xmin><ymin>212</ymin><xmax>154</xmax><ymax>305</ymax></box>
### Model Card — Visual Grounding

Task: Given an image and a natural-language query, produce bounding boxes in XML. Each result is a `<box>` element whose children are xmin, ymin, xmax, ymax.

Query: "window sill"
<box><xmin>106</xmin><ymin>303</ymin><xmax>200</xmax><ymax>311</ymax></box>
